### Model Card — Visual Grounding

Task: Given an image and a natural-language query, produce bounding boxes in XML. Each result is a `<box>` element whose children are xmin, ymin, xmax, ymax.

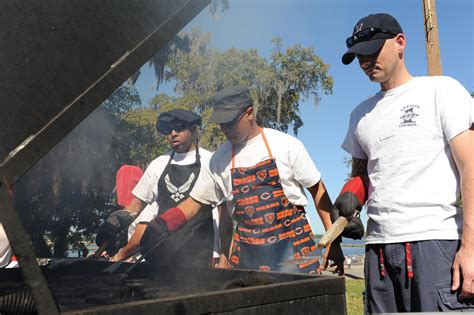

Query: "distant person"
<box><xmin>331</xmin><ymin>13</ymin><xmax>474</xmax><ymax>312</ymax></box>
<box><xmin>346</xmin><ymin>256</ymin><xmax>351</xmax><ymax>270</ymax></box>
<box><xmin>139</xmin><ymin>86</ymin><xmax>344</xmax><ymax>274</ymax></box>
<box><xmin>96</xmin><ymin>109</ymin><xmax>217</xmax><ymax>267</ymax></box>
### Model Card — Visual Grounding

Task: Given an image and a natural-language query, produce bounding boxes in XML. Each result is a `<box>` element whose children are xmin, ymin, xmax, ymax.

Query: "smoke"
<box><xmin>11</xmin><ymin>85</ymin><xmax>142</xmax><ymax>257</ymax></box>
<box><xmin>58</xmin><ymin>107</ymin><xmax>117</xmax><ymax>192</ymax></box>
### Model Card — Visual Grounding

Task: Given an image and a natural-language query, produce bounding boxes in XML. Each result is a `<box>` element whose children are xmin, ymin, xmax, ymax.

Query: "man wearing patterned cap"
<box><xmin>96</xmin><ymin>109</ymin><xmax>221</xmax><ymax>267</ymax></box>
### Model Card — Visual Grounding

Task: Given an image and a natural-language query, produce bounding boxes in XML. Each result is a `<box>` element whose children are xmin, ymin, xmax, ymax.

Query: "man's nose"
<box><xmin>170</xmin><ymin>129</ymin><xmax>178</xmax><ymax>137</ymax></box>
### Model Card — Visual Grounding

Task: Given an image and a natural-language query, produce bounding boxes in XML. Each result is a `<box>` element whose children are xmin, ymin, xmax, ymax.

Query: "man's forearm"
<box><xmin>177</xmin><ymin>197</ymin><xmax>204</xmax><ymax>220</ymax></box>
<box><xmin>112</xmin><ymin>224</ymin><xmax>147</xmax><ymax>261</ymax></box>
<box><xmin>308</xmin><ymin>180</ymin><xmax>333</xmax><ymax>231</ymax></box>
<box><xmin>460</xmin><ymin>161</ymin><xmax>474</xmax><ymax>247</ymax></box>
<box><xmin>450</xmin><ymin>128</ymin><xmax>474</xmax><ymax>246</ymax></box>
<box><xmin>125</xmin><ymin>197</ymin><xmax>146</xmax><ymax>215</ymax></box>
<box><xmin>218</xmin><ymin>204</ymin><xmax>233</xmax><ymax>258</ymax></box>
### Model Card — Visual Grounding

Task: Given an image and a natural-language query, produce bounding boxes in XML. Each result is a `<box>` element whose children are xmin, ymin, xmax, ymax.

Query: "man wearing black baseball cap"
<box><xmin>140</xmin><ymin>85</ymin><xmax>345</xmax><ymax>275</ymax></box>
<box><xmin>332</xmin><ymin>13</ymin><xmax>474</xmax><ymax>312</ymax></box>
<box><xmin>342</xmin><ymin>13</ymin><xmax>403</xmax><ymax>65</ymax></box>
<box><xmin>96</xmin><ymin>109</ymin><xmax>223</xmax><ymax>267</ymax></box>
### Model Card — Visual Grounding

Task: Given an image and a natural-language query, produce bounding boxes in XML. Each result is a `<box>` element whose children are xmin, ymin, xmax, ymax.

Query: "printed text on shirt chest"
<box><xmin>399</xmin><ymin>104</ymin><xmax>420</xmax><ymax>128</ymax></box>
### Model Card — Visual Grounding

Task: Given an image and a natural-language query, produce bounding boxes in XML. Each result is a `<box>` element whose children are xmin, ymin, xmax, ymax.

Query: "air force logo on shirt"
<box><xmin>399</xmin><ymin>104</ymin><xmax>420</xmax><ymax>127</ymax></box>
<box><xmin>164</xmin><ymin>173</ymin><xmax>195</xmax><ymax>202</ymax></box>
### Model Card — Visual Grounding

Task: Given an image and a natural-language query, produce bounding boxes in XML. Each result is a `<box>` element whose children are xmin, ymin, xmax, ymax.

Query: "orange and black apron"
<box><xmin>229</xmin><ymin>129</ymin><xmax>319</xmax><ymax>274</ymax></box>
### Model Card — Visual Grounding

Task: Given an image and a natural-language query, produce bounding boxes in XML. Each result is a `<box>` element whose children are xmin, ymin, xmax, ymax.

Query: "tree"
<box><xmin>143</xmin><ymin>1</ymin><xmax>229</xmax><ymax>88</ymax></box>
<box><xmin>153</xmin><ymin>30</ymin><xmax>333</xmax><ymax>149</ymax></box>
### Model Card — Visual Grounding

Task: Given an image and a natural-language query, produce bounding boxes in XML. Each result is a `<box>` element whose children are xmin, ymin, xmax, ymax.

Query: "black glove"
<box><xmin>330</xmin><ymin>191</ymin><xmax>365</xmax><ymax>240</ymax></box>
<box><xmin>95</xmin><ymin>209</ymin><xmax>134</xmax><ymax>251</ymax></box>
<box><xmin>139</xmin><ymin>218</ymin><xmax>169</xmax><ymax>262</ymax></box>
<box><xmin>331</xmin><ymin>177</ymin><xmax>367</xmax><ymax>240</ymax></box>
<box><xmin>330</xmin><ymin>207</ymin><xmax>364</xmax><ymax>240</ymax></box>
<box><xmin>95</xmin><ymin>222</ymin><xmax>118</xmax><ymax>251</ymax></box>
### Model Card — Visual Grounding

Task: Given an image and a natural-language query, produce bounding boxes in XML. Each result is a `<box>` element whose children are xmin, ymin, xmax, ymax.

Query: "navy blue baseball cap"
<box><xmin>342</xmin><ymin>13</ymin><xmax>403</xmax><ymax>65</ymax></box>
<box><xmin>156</xmin><ymin>109</ymin><xmax>201</xmax><ymax>135</ymax></box>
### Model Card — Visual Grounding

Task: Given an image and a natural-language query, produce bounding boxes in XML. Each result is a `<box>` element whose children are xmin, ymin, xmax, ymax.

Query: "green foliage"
<box><xmin>346</xmin><ymin>279</ymin><xmax>365</xmax><ymax>315</ymax></box>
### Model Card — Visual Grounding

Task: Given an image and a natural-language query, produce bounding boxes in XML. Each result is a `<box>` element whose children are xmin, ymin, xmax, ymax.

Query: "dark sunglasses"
<box><xmin>159</xmin><ymin>123</ymin><xmax>190</xmax><ymax>135</ymax></box>
<box><xmin>346</xmin><ymin>27</ymin><xmax>398</xmax><ymax>48</ymax></box>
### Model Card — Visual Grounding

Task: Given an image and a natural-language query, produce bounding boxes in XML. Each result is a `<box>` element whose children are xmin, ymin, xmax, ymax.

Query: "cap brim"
<box><xmin>342</xmin><ymin>38</ymin><xmax>387</xmax><ymax>65</ymax></box>
<box><xmin>208</xmin><ymin>108</ymin><xmax>242</xmax><ymax>124</ymax></box>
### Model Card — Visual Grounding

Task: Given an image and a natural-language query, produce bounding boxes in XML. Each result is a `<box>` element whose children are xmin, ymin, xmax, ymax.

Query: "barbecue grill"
<box><xmin>0</xmin><ymin>1</ymin><xmax>347</xmax><ymax>314</ymax></box>
<box><xmin>1</xmin><ymin>259</ymin><xmax>346</xmax><ymax>314</ymax></box>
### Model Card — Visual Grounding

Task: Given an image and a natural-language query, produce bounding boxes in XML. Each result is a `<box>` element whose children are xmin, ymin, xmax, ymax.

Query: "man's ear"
<box><xmin>395</xmin><ymin>34</ymin><xmax>407</xmax><ymax>54</ymax></box>
<box><xmin>246</xmin><ymin>106</ymin><xmax>255</xmax><ymax>119</ymax></box>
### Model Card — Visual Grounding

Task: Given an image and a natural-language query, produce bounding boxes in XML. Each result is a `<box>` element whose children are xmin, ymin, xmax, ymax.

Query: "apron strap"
<box><xmin>232</xmin><ymin>128</ymin><xmax>273</xmax><ymax>168</ymax></box>
<box><xmin>166</xmin><ymin>150</ymin><xmax>176</xmax><ymax>167</ymax></box>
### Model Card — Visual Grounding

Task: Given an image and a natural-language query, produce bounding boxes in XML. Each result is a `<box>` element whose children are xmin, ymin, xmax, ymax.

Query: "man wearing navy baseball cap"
<box><xmin>332</xmin><ymin>13</ymin><xmax>474</xmax><ymax>312</ymax></box>
<box><xmin>208</xmin><ymin>85</ymin><xmax>252</xmax><ymax>124</ymax></box>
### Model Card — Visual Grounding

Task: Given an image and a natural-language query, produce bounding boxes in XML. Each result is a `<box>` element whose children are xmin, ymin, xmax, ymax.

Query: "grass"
<box><xmin>345</xmin><ymin>279</ymin><xmax>365</xmax><ymax>315</ymax></box>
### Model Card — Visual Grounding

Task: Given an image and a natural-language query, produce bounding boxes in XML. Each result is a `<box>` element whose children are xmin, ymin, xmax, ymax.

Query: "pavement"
<box><xmin>344</xmin><ymin>263</ymin><xmax>364</xmax><ymax>279</ymax></box>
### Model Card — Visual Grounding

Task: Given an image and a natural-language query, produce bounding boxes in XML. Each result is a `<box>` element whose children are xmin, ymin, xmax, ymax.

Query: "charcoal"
<box><xmin>125</xmin><ymin>279</ymin><xmax>150</xmax><ymax>288</ymax></box>
<box><xmin>84</xmin><ymin>291</ymin><xmax>123</xmax><ymax>303</ymax></box>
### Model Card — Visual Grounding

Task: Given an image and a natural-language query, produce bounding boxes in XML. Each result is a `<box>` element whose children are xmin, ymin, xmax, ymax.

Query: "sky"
<box><xmin>134</xmin><ymin>0</ymin><xmax>473</xmax><ymax>234</ymax></box>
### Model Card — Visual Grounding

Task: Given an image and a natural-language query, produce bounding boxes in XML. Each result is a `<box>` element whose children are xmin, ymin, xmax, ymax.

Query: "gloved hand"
<box><xmin>330</xmin><ymin>209</ymin><xmax>365</xmax><ymax>240</ymax></box>
<box><xmin>95</xmin><ymin>209</ymin><xmax>135</xmax><ymax>251</ymax></box>
<box><xmin>330</xmin><ymin>177</ymin><xmax>367</xmax><ymax>240</ymax></box>
<box><xmin>139</xmin><ymin>218</ymin><xmax>170</xmax><ymax>255</ymax></box>
<box><xmin>138</xmin><ymin>207</ymin><xmax>187</xmax><ymax>262</ymax></box>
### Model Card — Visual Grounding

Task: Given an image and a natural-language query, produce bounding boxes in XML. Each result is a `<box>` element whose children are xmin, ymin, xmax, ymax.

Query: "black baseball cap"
<box><xmin>208</xmin><ymin>86</ymin><xmax>253</xmax><ymax>124</ymax></box>
<box><xmin>156</xmin><ymin>109</ymin><xmax>201</xmax><ymax>135</ymax></box>
<box><xmin>342</xmin><ymin>13</ymin><xmax>403</xmax><ymax>65</ymax></box>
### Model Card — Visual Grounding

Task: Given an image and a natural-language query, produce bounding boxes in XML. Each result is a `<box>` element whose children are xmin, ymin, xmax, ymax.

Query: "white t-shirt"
<box><xmin>212</xmin><ymin>208</ymin><xmax>220</xmax><ymax>258</ymax></box>
<box><xmin>0</xmin><ymin>223</ymin><xmax>17</xmax><ymax>268</ymax></box>
<box><xmin>342</xmin><ymin>76</ymin><xmax>474</xmax><ymax>244</ymax></box>
<box><xmin>190</xmin><ymin>128</ymin><xmax>321</xmax><ymax>214</ymax></box>
<box><xmin>128</xmin><ymin>201</ymin><xmax>159</xmax><ymax>240</ymax></box>
<box><xmin>0</xmin><ymin>223</ymin><xmax>12</xmax><ymax>268</ymax></box>
<box><xmin>132</xmin><ymin>148</ymin><xmax>220</xmax><ymax>255</ymax></box>
<box><xmin>133</xmin><ymin>148</ymin><xmax>213</xmax><ymax>204</ymax></box>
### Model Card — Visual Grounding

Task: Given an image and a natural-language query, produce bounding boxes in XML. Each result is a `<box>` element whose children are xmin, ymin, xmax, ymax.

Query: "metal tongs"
<box><xmin>102</xmin><ymin>234</ymin><xmax>167</xmax><ymax>274</ymax></box>
<box><xmin>279</xmin><ymin>247</ymin><xmax>323</xmax><ymax>266</ymax></box>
